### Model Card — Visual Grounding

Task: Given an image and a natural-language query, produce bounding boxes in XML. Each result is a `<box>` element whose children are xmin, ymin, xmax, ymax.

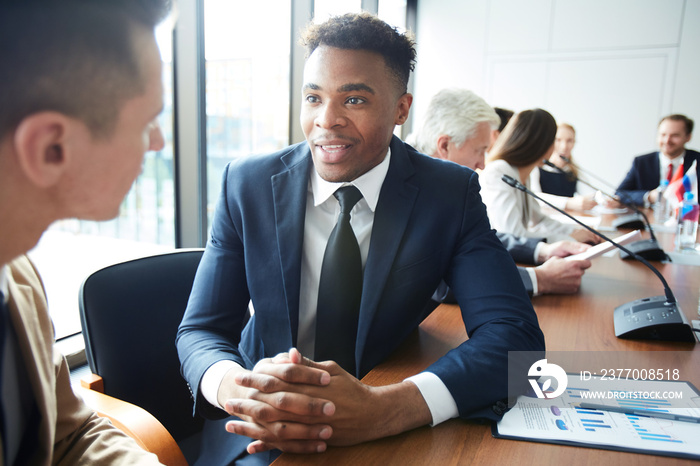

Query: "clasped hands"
<box><xmin>217</xmin><ymin>348</ymin><xmax>428</xmax><ymax>455</ymax></box>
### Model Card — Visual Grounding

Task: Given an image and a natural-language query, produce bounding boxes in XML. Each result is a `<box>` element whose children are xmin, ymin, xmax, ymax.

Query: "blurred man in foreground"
<box><xmin>0</xmin><ymin>1</ymin><xmax>170</xmax><ymax>463</ymax></box>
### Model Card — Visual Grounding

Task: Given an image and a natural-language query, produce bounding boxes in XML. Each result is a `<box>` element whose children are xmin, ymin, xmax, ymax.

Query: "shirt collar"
<box><xmin>310</xmin><ymin>148</ymin><xmax>391</xmax><ymax>212</ymax></box>
<box><xmin>0</xmin><ymin>265</ymin><xmax>8</xmax><ymax>304</ymax></box>
<box><xmin>659</xmin><ymin>150</ymin><xmax>685</xmax><ymax>166</ymax></box>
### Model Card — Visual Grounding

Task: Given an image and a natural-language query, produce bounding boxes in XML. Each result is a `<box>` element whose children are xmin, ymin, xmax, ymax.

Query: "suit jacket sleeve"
<box><xmin>7</xmin><ymin>256</ymin><xmax>162</xmax><ymax>465</ymax></box>
<box><xmin>495</xmin><ymin>232</ymin><xmax>542</xmax><ymax>265</ymax></box>
<box><xmin>423</xmin><ymin>170</ymin><xmax>545</xmax><ymax>420</ymax></box>
<box><xmin>436</xmin><ymin>263</ymin><xmax>534</xmax><ymax>303</ymax></box>
<box><xmin>176</xmin><ymin>160</ymin><xmax>260</xmax><ymax>420</ymax></box>
<box><xmin>616</xmin><ymin>153</ymin><xmax>658</xmax><ymax>206</ymax></box>
<box><xmin>53</xmin><ymin>355</ymin><xmax>164</xmax><ymax>466</ymax></box>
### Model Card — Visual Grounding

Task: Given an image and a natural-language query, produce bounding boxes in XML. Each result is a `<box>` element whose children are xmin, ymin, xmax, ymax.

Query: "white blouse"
<box><xmin>479</xmin><ymin>159</ymin><xmax>575</xmax><ymax>242</ymax></box>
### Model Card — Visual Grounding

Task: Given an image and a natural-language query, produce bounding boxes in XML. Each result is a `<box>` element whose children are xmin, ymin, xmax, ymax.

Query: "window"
<box><xmin>379</xmin><ymin>0</ymin><xmax>408</xmax><ymax>31</ymax></box>
<box><xmin>314</xmin><ymin>0</ymin><xmax>362</xmax><ymax>22</ymax></box>
<box><xmin>204</xmin><ymin>0</ymin><xmax>292</xmax><ymax>230</ymax></box>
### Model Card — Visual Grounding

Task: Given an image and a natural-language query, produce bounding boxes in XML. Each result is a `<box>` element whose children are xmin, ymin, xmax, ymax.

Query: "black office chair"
<box><xmin>79</xmin><ymin>249</ymin><xmax>205</xmax><ymax>464</ymax></box>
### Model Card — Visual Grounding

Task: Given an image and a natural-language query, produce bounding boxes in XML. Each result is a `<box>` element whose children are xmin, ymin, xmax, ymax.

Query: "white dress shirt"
<box><xmin>0</xmin><ymin>265</ymin><xmax>7</xmax><ymax>302</ymax></box>
<box><xmin>201</xmin><ymin>149</ymin><xmax>458</xmax><ymax>425</ymax></box>
<box><xmin>480</xmin><ymin>159</ymin><xmax>576</xmax><ymax>242</ymax></box>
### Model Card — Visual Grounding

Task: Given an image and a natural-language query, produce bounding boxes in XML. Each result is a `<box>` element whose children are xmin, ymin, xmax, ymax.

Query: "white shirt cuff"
<box><xmin>201</xmin><ymin>359</ymin><xmax>239</xmax><ymax>410</ymax></box>
<box><xmin>404</xmin><ymin>372</ymin><xmax>458</xmax><ymax>426</ymax></box>
<box><xmin>526</xmin><ymin>267</ymin><xmax>539</xmax><ymax>296</ymax></box>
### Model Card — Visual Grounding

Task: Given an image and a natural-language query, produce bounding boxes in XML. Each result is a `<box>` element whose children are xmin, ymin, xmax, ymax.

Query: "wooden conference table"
<box><xmin>274</xmin><ymin>216</ymin><xmax>700</xmax><ymax>465</ymax></box>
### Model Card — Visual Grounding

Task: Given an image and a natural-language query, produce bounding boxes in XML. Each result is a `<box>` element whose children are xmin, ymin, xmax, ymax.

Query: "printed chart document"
<box><xmin>494</xmin><ymin>374</ymin><xmax>700</xmax><ymax>459</ymax></box>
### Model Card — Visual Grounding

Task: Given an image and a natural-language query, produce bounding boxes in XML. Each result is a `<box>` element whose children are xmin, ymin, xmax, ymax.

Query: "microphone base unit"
<box><xmin>612</xmin><ymin>213</ymin><xmax>646</xmax><ymax>231</ymax></box>
<box><xmin>499</xmin><ymin>175</ymin><xmax>688</xmax><ymax>342</ymax></box>
<box><xmin>619</xmin><ymin>239</ymin><xmax>669</xmax><ymax>262</ymax></box>
<box><xmin>614</xmin><ymin>296</ymin><xmax>696</xmax><ymax>342</ymax></box>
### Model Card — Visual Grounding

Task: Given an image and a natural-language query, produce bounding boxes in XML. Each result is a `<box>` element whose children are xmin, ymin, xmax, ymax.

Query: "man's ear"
<box><xmin>435</xmin><ymin>134</ymin><xmax>452</xmax><ymax>160</ymax></box>
<box><xmin>13</xmin><ymin>112</ymin><xmax>73</xmax><ymax>188</ymax></box>
<box><xmin>395</xmin><ymin>92</ymin><xmax>413</xmax><ymax>125</ymax></box>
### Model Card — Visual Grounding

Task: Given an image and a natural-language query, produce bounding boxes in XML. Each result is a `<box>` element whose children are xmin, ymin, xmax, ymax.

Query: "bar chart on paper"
<box><xmin>569</xmin><ymin>387</ymin><xmax>685</xmax><ymax>443</ymax></box>
<box><xmin>495</xmin><ymin>375</ymin><xmax>700</xmax><ymax>459</ymax></box>
<box><xmin>573</xmin><ymin>406</ymin><xmax>611</xmax><ymax>432</ymax></box>
<box><xmin>626</xmin><ymin>414</ymin><xmax>683</xmax><ymax>444</ymax></box>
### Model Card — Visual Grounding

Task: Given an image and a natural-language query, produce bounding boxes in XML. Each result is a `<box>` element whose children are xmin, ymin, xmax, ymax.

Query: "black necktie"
<box><xmin>315</xmin><ymin>186</ymin><xmax>363</xmax><ymax>374</ymax></box>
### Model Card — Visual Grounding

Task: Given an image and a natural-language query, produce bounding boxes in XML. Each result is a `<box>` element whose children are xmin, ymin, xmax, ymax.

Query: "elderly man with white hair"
<box><xmin>412</xmin><ymin>88</ymin><xmax>592</xmax><ymax>297</ymax></box>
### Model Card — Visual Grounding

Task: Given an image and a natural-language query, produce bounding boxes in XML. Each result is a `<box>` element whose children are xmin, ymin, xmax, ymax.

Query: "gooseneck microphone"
<box><xmin>543</xmin><ymin>160</ymin><xmax>668</xmax><ymax>262</ymax></box>
<box><xmin>546</xmin><ymin>159</ymin><xmax>645</xmax><ymax>225</ymax></box>
<box><xmin>559</xmin><ymin>155</ymin><xmax>618</xmax><ymax>192</ymax></box>
<box><xmin>501</xmin><ymin>174</ymin><xmax>694</xmax><ymax>342</ymax></box>
<box><xmin>558</xmin><ymin>155</ymin><xmax>648</xmax><ymax>231</ymax></box>
<box><xmin>558</xmin><ymin>155</ymin><xmax>646</xmax><ymax>228</ymax></box>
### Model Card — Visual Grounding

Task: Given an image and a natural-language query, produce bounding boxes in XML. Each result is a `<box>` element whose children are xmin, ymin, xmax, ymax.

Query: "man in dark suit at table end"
<box><xmin>616</xmin><ymin>114</ymin><xmax>698</xmax><ymax>207</ymax></box>
<box><xmin>177</xmin><ymin>12</ymin><xmax>545</xmax><ymax>465</ymax></box>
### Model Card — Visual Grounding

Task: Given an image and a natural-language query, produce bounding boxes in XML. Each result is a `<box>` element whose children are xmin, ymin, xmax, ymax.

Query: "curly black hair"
<box><xmin>301</xmin><ymin>12</ymin><xmax>416</xmax><ymax>93</ymax></box>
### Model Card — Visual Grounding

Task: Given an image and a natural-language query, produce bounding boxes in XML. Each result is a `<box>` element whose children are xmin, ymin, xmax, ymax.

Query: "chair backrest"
<box><xmin>79</xmin><ymin>249</ymin><xmax>205</xmax><ymax>441</ymax></box>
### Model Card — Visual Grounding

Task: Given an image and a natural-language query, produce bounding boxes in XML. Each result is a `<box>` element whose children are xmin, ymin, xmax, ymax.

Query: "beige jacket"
<box><xmin>2</xmin><ymin>255</ymin><xmax>161</xmax><ymax>465</ymax></box>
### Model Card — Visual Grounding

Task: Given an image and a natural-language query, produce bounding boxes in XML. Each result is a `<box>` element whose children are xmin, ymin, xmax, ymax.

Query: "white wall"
<box><xmin>411</xmin><ymin>0</ymin><xmax>700</xmax><ymax>189</ymax></box>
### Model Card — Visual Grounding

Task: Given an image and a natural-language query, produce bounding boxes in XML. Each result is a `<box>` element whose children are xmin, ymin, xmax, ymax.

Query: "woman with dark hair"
<box><xmin>479</xmin><ymin>109</ymin><xmax>601</xmax><ymax>244</ymax></box>
<box><xmin>487</xmin><ymin>107</ymin><xmax>514</xmax><ymax>153</ymax></box>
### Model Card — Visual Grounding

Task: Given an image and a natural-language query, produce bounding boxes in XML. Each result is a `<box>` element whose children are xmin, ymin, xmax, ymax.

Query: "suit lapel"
<box><xmin>271</xmin><ymin>144</ymin><xmax>312</xmax><ymax>345</ymax></box>
<box><xmin>683</xmin><ymin>151</ymin><xmax>698</xmax><ymax>175</ymax></box>
<box><xmin>270</xmin><ymin>138</ymin><xmax>420</xmax><ymax>365</ymax></box>
<box><xmin>651</xmin><ymin>152</ymin><xmax>661</xmax><ymax>180</ymax></box>
<box><xmin>684</xmin><ymin>150</ymin><xmax>700</xmax><ymax>197</ymax></box>
<box><xmin>356</xmin><ymin>137</ymin><xmax>418</xmax><ymax>370</ymax></box>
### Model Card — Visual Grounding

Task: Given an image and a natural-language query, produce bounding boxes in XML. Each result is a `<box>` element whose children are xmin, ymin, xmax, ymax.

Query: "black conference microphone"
<box><xmin>543</xmin><ymin>160</ymin><xmax>668</xmax><ymax>262</ymax></box>
<box><xmin>559</xmin><ymin>155</ymin><xmax>618</xmax><ymax>192</ymax></box>
<box><xmin>559</xmin><ymin>154</ymin><xmax>656</xmax><ymax>235</ymax></box>
<box><xmin>501</xmin><ymin>174</ymin><xmax>694</xmax><ymax>342</ymax></box>
<box><xmin>552</xmin><ymin>158</ymin><xmax>645</xmax><ymax>229</ymax></box>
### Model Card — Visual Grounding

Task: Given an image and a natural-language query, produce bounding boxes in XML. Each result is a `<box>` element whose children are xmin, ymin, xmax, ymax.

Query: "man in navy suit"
<box><xmin>177</xmin><ymin>13</ymin><xmax>544</xmax><ymax>465</ymax></box>
<box><xmin>616</xmin><ymin>114</ymin><xmax>698</xmax><ymax>206</ymax></box>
